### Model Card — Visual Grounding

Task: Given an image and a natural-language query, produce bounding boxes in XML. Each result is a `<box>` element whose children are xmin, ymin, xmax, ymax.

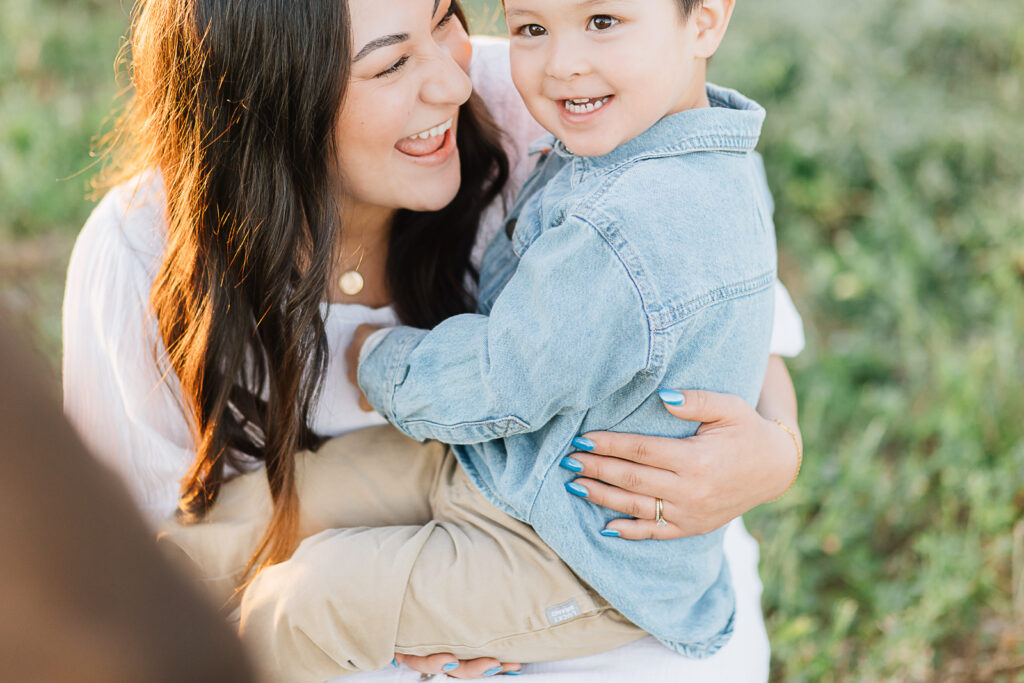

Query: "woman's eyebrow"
<box><xmin>353</xmin><ymin>2</ymin><xmax>445</xmax><ymax>63</ymax></box>
<box><xmin>354</xmin><ymin>33</ymin><xmax>410</xmax><ymax>62</ymax></box>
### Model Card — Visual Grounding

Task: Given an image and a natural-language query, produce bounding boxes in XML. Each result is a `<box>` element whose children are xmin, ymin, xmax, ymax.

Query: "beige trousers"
<box><xmin>159</xmin><ymin>425</ymin><xmax>645</xmax><ymax>682</ymax></box>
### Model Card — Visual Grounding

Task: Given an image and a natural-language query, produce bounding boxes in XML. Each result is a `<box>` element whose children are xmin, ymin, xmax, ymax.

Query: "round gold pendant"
<box><xmin>339</xmin><ymin>270</ymin><xmax>364</xmax><ymax>296</ymax></box>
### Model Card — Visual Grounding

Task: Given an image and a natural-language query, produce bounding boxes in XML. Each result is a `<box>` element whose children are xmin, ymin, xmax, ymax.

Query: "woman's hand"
<box><xmin>563</xmin><ymin>356</ymin><xmax>802</xmax><ymax>539</ymax></box>
<box><xmin>394</xmin><ymin>653</ymin><xmax>522</xmax><ymax>678</ymax></box>
<box><xmin>346</xmin><ymin>324</ymin><xmax>382</xmax><ymax>412</ymax></box>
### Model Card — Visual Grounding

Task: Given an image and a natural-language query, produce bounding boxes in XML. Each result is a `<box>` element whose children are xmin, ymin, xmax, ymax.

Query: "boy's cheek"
<box><xmin>509</xmin><ymin>52</ymin><xmax>543</xmax><ymax>100</ymax></box>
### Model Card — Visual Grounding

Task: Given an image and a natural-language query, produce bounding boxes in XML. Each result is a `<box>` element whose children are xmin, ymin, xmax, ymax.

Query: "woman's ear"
<box><xmin>693</xmin><ymin>0</ymin><xmax>736</xmax><ymax>60</ymax></box>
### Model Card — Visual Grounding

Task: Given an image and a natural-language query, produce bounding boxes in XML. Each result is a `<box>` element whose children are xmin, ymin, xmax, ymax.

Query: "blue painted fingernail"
<box><xmin>572</xmin><ymin>436</ymin><xmax>595</xmax><ymax>451</ymax></box>
<box><xmin>659</xmin><ymin>389</ymin><xmax>685</xmax><ymax>406</ymax></box>
<box><xmin>391</xmin><ymin>658</ymin><xmax>399</xmax><ymax>668</ymax></box>
<box><xmin>560</xmin><ymin>456</ymin><xmax>584</xmax><ymax>473</ymax></box>
<box><xmin>505</xmin><ymin>672</ymin><xmax>522</xmax><ymax>676</ymax></box>
<box><xmin>600</xmin><ymin>528</ymin><xmax>621</xmax><ymax>537</ymax></box>
<box><xmin>443</xmin><ymin>662</ymin><xmax>460</xmax><ymax>672</ymax></box>
<box><xmin>565</xmin><ymin>482</ymin><xmax>589</xmax><ymax>498</ymax></box>
<box><xmin>485</xmin><ymin>666</ymin><xmax>504</xmax><ymax>676</ymax></box>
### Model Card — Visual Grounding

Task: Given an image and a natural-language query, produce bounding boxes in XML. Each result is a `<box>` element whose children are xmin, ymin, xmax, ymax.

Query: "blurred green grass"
<box><xmin>1</xmin><ymin>0</ymin><xmax>129</xmax><ymax>371</ymax></box>
<box><xmin>2</xmin><ymin>0</ymin><xmax>1023</xmax><ymax>680</ymax></box>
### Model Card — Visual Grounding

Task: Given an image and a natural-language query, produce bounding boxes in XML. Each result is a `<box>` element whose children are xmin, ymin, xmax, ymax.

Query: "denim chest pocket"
<box><xmin>403</xmin><ymin>415</ymin><xmax>531</xmax><ymax>442</ymax></box>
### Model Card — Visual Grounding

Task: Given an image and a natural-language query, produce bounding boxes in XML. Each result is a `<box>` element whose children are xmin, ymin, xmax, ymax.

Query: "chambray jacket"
<box><xmin>359</xmin><ymin>84</ymin><xmax>777</xmax><ymax>657</ymax></box>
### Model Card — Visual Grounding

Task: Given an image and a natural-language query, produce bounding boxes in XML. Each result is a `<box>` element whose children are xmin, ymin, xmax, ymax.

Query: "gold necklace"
<box><xmin>338</xmin><ymin>246</ymin><xmax>366</xmax><ymax>296</ymax></box>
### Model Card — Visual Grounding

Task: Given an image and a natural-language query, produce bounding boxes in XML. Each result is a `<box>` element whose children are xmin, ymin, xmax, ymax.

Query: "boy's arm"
<box><xmin>357</xmin><ymin>216</ymin><xmax>650</xmax><ymax>444</ymax></box>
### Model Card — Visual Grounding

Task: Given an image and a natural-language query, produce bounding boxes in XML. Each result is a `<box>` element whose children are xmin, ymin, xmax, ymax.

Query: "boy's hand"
<box><xmin>346</xmin><ymin>324</ymin><xmax>383</xmax><ymax>412</ymax></box>
<box><xmin>393</xmin><ymin>653</ymin><xmax>522</xmax><ymax>678</ymax></box>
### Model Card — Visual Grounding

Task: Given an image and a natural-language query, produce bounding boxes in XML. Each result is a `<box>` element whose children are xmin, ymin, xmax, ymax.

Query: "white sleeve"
<box><xmin>769</xmin><ymin>280</ymin><xmax>805</xmax><ymax>357</ymax></box>
<box><xmin>62</xmin><ymin>180</ymin><xmax>194</xmax><ymax>526</ymax></box>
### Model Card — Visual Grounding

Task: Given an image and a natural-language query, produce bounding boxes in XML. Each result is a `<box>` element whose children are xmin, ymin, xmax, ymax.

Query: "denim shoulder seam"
<box><xmin>572</xmin><ymin>147</ymin><xmax>758</xmax><ymax>215</ymax></box>
<box><xmin>652</xmin><ymin>270</ymin><xmax>776</xmax><ymax>331</ymax></box>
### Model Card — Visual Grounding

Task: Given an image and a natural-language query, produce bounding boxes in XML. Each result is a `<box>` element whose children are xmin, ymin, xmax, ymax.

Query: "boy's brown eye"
<box><xmin>520</xmin><ymin>24</ymin><xmax>547</xmax><ymax>37</ymax></box>
<box><xmin>588</xmin><ymin>15</ymin><xmax>619</xmax><ymax>31</ymax></box>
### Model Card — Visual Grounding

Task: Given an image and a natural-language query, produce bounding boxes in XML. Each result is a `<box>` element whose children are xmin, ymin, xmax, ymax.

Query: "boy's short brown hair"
<box><xmin>500</xmin><ymin>0</ymin><xmax>704</xmax><ymax>18</ymax></box>
<box><xmin>677</xmin><ymin>0</ymin><xmax>703</xmax><ymax>17</ymax></box>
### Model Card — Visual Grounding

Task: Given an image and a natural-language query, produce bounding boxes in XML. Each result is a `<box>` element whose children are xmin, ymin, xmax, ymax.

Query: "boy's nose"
<box><xmin>544</xmin><ymin>38</ymin><xmax>591</xmax><ymax>81</ymax></box>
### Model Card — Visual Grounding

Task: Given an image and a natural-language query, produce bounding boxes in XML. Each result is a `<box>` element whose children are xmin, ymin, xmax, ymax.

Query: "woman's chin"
<box><xmin>399</xmin><ymin>173</ymin><xmax>462</xmax><ymax>212</ymax></box>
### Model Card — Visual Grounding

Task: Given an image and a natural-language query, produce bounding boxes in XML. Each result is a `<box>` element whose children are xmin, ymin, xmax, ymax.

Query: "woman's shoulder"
<box><xmin>468</xmin><ymin>36</ymin><xmax>547</xmax><ymax>264</ymax></box>
<box><xmin>468</xmin><ymin>36</ymin><xmax>518</xmax><ymax>137</ymax></box>
<box><xmin>469</xmin><ymin>36</ymin><xmax>545</xmax><ymax>160</ymax></box>
<box><xmin>468</xmin><ymin>36</ymin><xmax>512</xmax><ymax>98</ymax></box>
<box><xmin>76</xmin><ymin>170</ymin><xmax>168</xmax><ymax>280</ymax></box>
<box><xmin>65</xmin><ymin>170</ymin><xmax>169</xmax><ymax>334</ymax></box>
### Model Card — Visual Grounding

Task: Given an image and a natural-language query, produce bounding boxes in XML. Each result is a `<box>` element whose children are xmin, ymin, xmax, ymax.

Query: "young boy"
<box><xmin>355</xmin><ymin>0</ymin><xmax>775</xmax><ymax>661</ymax></box>
<box><xmin>163</xmin><ymin>0</ymin><xmax>779</xmax><ymax>678</ymax></box>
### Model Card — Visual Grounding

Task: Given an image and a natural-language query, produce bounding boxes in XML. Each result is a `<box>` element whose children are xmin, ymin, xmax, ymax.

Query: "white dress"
<box><xmin>62</xmin><ymin>36</ymin><xmax>803</xmax><ymax>683</ymax></box>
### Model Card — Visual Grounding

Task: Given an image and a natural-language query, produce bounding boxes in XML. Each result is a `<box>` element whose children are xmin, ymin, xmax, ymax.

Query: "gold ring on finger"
<box><xmin>655</xmin><ymin>498</ymin><xmax>667</xmax><ymax>527</ymax></box>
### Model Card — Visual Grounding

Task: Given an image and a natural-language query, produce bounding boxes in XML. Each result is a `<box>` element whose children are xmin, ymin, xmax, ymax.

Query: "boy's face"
<box><xmin>506</xmin><ymin>0</ymin><xmax>711</xmax><ymax>157</ymax></box>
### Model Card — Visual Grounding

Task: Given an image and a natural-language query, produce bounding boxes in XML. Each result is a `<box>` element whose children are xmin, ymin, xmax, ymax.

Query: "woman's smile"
<box><xmin>394</xmin><ymin>115</ymin><xmax>458</xmax><ymax>165</ymax></box>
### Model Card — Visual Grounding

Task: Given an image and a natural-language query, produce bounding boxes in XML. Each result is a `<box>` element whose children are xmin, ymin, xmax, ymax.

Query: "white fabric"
<box><xmin>771</xmin><ymin>281</ymin><xmax>805</xmax><ymax>358</ymax></box>
<box><xmin>61</xmin><ymin>36</ymin><xmax>801</xmax><ymax>682</ymax></box>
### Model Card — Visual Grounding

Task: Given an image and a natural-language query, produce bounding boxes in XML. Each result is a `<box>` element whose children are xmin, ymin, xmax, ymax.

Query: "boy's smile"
<box><xmin>506</xmin><ymin>0</ymin><xmax>732</xmax><ymax>157</ymax></box>
<box><xmin>557</xmin><ymin>93</ymin><xmax>615</xmax><ymax>129</ymax></box>
<box><xmin>562</xmin><ymin>95</ymin><xmax>612</xmax><ymax>116</ymax></box>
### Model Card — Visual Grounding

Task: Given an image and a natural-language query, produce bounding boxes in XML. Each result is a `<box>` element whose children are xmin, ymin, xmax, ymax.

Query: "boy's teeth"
<box><xmin>406</xmin><ymin>118</ymin><xmax>452</xmax><ymax>141</ymax></box>
<box><xmin>564</xmin><ymin>96</ymin><xmax>610</xmax><ymax>114</ymax></box>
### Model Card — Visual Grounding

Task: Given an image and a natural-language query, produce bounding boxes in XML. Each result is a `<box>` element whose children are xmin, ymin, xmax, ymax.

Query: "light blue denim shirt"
<box><xmin>359</xmin><ymin>84</ymin><xmax>776</xmax><ymax>657</ymax></box>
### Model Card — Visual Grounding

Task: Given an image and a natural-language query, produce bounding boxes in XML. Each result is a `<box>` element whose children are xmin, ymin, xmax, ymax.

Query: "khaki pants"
<box><xmin>159</xmin><ymin>425</ymin><xmax>645</xmax><ymax>682</ymax></box>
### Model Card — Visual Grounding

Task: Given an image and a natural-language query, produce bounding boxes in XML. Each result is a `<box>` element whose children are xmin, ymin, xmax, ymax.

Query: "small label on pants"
<box><xmin>546</xmin><ymin>598</ymin><xmax>582</xmax><ymax>626</ymax></box>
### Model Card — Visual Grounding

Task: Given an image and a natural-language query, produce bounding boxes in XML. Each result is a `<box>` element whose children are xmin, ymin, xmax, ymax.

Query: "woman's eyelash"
<box><xmin>375</xmin><ymin>56</ymin><xmax>409</xmax><ymax>79</ymax></box>
<box><xmin>374</xmin><ymin>4</ymin><xmax>455</xmax><ymax>79</ymax></box>
<box><xmin>436</xmin><ymin>3</ymin><xmax>457</xmax><ymax>29</ymax></box>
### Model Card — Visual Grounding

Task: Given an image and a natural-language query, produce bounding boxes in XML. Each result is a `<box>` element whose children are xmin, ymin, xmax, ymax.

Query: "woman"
<box><xmin>62</xmin><ymin>0</ymin><xmax>804</xmax><ymax>679</ymax></box>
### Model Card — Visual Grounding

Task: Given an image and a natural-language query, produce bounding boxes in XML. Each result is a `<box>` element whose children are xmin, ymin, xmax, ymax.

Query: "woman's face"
<box><xmin>337</xmin><ymin>0</ymin><xmax>474</xmax><ymax>215</ymax></box>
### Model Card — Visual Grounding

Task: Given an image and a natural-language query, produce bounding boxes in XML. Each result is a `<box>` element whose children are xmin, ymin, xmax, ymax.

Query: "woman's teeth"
<box><xmin>404</xmin><ymin>118</ymin><xmax>453</xmax><ymax>141</ymax></box>
<box><xmin>395</xmin><ymin>117</ymin><xmax>454</xmax><ymax>158</ymax></box>
<box><xmin>564</xmin><ymin>96</ymin><xmax>611</xmax><ymax>114</ymax></box>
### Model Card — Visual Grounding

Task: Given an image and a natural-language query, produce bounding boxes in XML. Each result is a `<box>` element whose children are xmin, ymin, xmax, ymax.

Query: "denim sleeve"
<box><xmin>358</xmin><ymin>216</ymin><xmax>651</xmax><ymax>444</ymax></box>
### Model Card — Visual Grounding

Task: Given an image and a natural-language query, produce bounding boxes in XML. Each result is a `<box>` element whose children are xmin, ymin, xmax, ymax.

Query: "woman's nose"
<box><xmin>421</xmin><ymin>43</ymin><xmax>474</xmax><ymax>107</ymax></box>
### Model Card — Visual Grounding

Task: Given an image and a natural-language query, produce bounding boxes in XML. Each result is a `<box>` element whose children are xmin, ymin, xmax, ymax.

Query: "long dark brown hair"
<box><xmin>97</xmin><ymin>0</ymin><xmax>509</xmax><ymax>572</ymax></box>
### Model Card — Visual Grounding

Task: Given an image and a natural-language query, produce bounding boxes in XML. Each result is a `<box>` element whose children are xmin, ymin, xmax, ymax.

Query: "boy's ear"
<box><xmin>693</xmin><ymin>0</ymin><xmax>736</xmax><ymax>59</ymax></box>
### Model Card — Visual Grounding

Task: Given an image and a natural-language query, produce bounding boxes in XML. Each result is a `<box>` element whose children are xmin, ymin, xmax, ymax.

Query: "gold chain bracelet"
<box><xmin>771</xmin><ymin>419</ymin><xmax>803</xmax><ymax>501</ymax></box>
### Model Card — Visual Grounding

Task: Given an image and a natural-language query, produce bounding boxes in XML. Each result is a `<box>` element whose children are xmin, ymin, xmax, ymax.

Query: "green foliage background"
<box><xmin>3</xmin><ymin>0</ymin><xmax>1022</xmax><ymax>679</ymax></box>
